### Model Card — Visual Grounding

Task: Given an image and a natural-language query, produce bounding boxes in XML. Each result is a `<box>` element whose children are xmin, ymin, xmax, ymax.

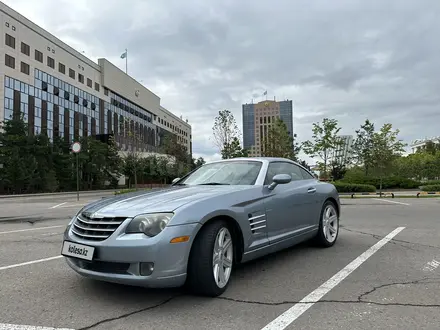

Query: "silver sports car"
<box><xmin>61</xmin><ymin>157</ymin><xmax>341</xmax><ymax>297</ymax></box>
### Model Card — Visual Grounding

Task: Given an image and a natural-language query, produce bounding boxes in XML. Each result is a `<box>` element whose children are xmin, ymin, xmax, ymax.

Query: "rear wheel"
<box><xmin>187</xmin><ymin>220</ymin><xmax>234</xmax><ymax>297</ymax></box>
<box><xmin>314</xmin><ymin>200</ymin><xmax>339</xmax><ymax>247</ymax></box>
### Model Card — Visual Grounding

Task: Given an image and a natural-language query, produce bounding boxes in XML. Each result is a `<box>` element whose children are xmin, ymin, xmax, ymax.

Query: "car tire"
<box><xmin>187</xmin><ymin>220</ymin><xmax>234</xmax><ymax>297</ymax></box>
<box><xmin>314</xmin><ymin>200</ymin><xmax>339</xmax><ymax>247</ymax></box>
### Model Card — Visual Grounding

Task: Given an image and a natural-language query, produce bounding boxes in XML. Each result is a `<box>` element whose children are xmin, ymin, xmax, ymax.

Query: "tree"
<box><xmin>190</xmin><ymin>157</ymin><xmax>206</xmax><ymax>170</ymax></box>
<box><xmin>262</xmin><ymin>118</ymin><xmax>296</xmax><ymax>159</ymax></box>
<box><xmin>370</xmin><ymin>123</ymin><xmax>406</xmax><ymax>192</ymax></box>
<box><xmin>302</xmin><ymin>118</ymin><xmax>343</xmax><ymax>177</ymax></box>
<box><xmin>329</xmin><ymin>160</ymin><xmax>347</xmax><ymax>181</ymax></box>
<box><xmin>352</xmin><ymin>119</ymin><xmax>375</xmax><ymax>176</ymax></box>
<box><xmin>221</xmin><ymin>137</ymin><xmax>248</xmax><ymax>159</ymax></box>
<box><xmin>161</xmin><ymin>133</ymin><xmax>189</xmax><ymax>163</ymax></box>
<box><xmin>212</xmin><ymin>110</ymin><xmax>240</xmax><ymax>154</ymax></box>
<box><xmin>0</xmin><ymin>116</ymin><xmax>38</xmax><ymax>193</ymax></box>
<box><xmin>420</xmin><ymin>140</ymin><xmax>440</xmax><ymax>155</ymax></box>
<box><xmin>121</xmin><ymin>118</ymin><xmax>143</xmax><ymax>189</ymax></box>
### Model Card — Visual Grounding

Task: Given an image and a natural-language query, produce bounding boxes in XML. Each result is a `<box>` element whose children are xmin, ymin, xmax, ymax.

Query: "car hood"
<box><xmin>80</xmin><ymin>185</ymin><xmax>253</xmax><ymax>218</ymax></box>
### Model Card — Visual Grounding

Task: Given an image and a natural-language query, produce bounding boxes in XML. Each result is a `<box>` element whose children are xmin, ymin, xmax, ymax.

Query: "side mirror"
<box><xmin>171</xmin><ymin>178</ymin><xmax>181</xmax><ymax>184</ymax></box>
<box><xmin>268</xmin><ymin>174</ymin><xmax>291</xmax><ymax>190</ymax></box>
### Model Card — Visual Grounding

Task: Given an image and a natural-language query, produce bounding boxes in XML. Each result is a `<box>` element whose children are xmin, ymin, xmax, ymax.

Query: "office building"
<box><xmin>0</xmin><ymin>2</ymin><xmax>191</xmax><ymax>155</ymax></box>
<box><xmin>242</xmin><ymin>99</ymin><xmax>294</xmax><ymax>157</ymax></box>
<box><xmin>332</xmin><ymin>135</ymin><xmax>354</xmax><ymax>165</ymax></box>
<box><xmin>410</xmin><ymin>136</ymin><xmax>440</xmax><ymax>153</ymax></box>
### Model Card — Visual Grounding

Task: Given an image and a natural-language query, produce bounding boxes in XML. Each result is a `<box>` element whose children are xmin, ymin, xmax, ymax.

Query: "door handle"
<box><xmin>307</xmin><ymin>187</ymin><xmax>316</xmax><ymax>193</ymax></box>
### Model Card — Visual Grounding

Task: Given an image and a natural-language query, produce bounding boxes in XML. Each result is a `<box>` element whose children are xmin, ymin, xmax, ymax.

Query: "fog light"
<box><xmin>140</xmin><ymin>262</ymin><xmax>154</xmax><ymax>276</ymax></box>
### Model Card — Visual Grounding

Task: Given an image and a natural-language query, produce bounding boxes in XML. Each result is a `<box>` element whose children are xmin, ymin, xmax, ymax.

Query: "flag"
<box><xmin>120</xmin><ymin>50</ymin><xmax>127</xmax><ymax>59</ymax></box>
<box><xmin>263</xmin><ymin>90</ymin><xmax>267</xmax><ymax>96</ymax></box>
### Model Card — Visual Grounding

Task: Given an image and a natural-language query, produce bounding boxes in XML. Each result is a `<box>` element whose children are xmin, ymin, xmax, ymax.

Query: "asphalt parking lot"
<box><xmin>0</xmin><ymin>196</ymin><xmax>439</xmax><ymax>330</ymax></box>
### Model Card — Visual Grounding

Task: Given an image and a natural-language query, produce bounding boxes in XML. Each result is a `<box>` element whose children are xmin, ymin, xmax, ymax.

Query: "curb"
<box><xmin>0</xmin><ymin>190</ymin><xmax>116</xmax><ymax>199</ymax></box>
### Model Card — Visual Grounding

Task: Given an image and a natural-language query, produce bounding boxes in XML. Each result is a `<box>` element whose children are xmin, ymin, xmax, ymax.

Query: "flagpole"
<box><xmin>125</xmin><ymin>48</ymin><xmax>128</xmax><ymax>75</ymax></box>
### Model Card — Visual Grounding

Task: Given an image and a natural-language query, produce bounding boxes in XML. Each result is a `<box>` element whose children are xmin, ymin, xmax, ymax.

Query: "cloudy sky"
<box><xmin>4</xmin><ymin>0</ymin><xmax>440</xmax><ymax>163</ymax></box>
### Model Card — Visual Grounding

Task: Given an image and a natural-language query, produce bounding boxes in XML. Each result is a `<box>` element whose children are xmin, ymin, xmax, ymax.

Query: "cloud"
<box><xmin>5</xmin><ymin>0</ymin><xmax>440</xmax><ymax>165</ymax></box>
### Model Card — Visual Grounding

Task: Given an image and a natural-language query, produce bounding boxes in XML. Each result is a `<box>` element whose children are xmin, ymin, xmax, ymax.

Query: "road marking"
<box><xmin>0</xmin><ymin>323</ymin><xmax>73</xmax><ymax>330</ymax></box>
<box><xmin>49</xmin><ymin>202</ymin><xmax>67</xmax><ymax>209</ymax></box>
<box><xmin>423</xmin><ymin>259</ymin><xmax>440</xmax><ymax>272</ymax></box>
<box><xmin>59</xmin><ymin>204</ymin><xmax>84</xmax><ymax>208</ymax></box>
<box><xmin>0</xmin><ymin>256</ymin><xmax>63</xmax><ymax>271</ymax></box>
<box><xmin>261</xmin><ymin>226</ymin><xmax>406</xmax><ymax>330</ymax></box>
<box><xmin>0</xmin><ymin>225</ymin><xmax>64</xmax><ymax>235</ymax></box>
<box><xmin>372</xmin><ymin>198</ymin><xmax>410</xmax><ymax>206</ymax></box>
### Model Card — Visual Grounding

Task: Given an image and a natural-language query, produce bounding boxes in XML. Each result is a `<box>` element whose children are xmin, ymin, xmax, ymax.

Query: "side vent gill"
<box><xmin>248</xmin><ymin>213</ymin><xmax>267</xmax><ymax>234</ymax></box>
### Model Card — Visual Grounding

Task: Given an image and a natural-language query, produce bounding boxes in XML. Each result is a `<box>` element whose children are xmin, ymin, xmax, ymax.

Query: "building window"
<box><xmin>95</xmin><ymin>82</ymin><xmax>100</xmax><ymax>92</ymax></box>
<box><xmin>47</xmin><ymin>56</ymin><xmax>55</xmax><ymax>69</ymax></box>
<box><xmin>20</xmin><ymin>61</ymin><xmax>30</xmax><ymax>75</ymax></box>
<box><xmin>87</xmin><ymin>78</ymin><xmax>92</xmax><ymax>88</ymax></box>
<box><xmin>35</xmin><ymin>50</ymin><xmax>43</xmax><ymax>63</ymax></box>
<box><xmin>104</xmin><ymin>87</ymin><xmax>109</xmax><ymax>96</ymax></box>
<box><xmin>21</xmin><ymin>42</ymin><xmax>30</xmax><ymax>56</ymax></box>
<box><xmin>5</xmin><ymin>33</ymin><xmax>15</xmax><ymax>49</ymax></box>
<box><xmin>59</xmin><ymin>62</ymin><xmax>65</xmax><ymax>74</ymax></box>
<box><xmin>5</xmin><ymin>54</ymin><xmax>15</xmax><ymax>69</ymax></box>
<box><xmin>78</xmin><ymin>73</ymin><xmax>84</xmax><ymax>83</ymax></box>
<box><xmin>69</xmin><ymin>68</ymin><xmax>75</xmax><ymax>79</ymax></box>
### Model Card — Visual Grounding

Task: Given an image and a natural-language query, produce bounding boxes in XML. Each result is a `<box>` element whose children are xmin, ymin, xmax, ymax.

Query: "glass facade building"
<box><xmin>4</xmin><ymin>68</ymin><xmax>165</xmax><ymax>152</ymax></box>
<box><xmin>242</xmin><ymin>103</ymin><xmax>255</xmax><ymax>150</ymax></box>
<box><xmin>1</xmin><ymin>0</ymin><xmax>191</xmax><ymax>156</ymax></box>
<box><xmin>241</xmin><ymin>99</ymin><xmax>294</xmax><ymax>157</ymax></box>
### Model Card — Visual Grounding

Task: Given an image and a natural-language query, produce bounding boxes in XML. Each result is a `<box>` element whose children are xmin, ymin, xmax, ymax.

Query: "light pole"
<box><xmin>71</xmin><ymin>142</ymin><xmax>81</xmax><ymax>201</ymax></box>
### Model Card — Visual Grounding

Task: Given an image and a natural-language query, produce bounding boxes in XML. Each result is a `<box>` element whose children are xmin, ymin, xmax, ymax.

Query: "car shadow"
<box><xmin>78</xmin><ymin>240</ymin><xmax>320</xmax><ymax>302</ymax></box>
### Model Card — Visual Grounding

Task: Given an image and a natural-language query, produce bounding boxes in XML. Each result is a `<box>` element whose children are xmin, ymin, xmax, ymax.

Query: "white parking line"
<box><xmin>49</xmin><ymin>202</ymin><xmax>67</xmax><ymax>209</ymax></box>
<box><xmin>59</xmin><ymin>204</ymin><xmax>84</xmax><ymax>208</ymax></box>
<box><xmin>0</xmin><ymin>225</ymin><xmax>64</xmax><ymax>235</ymax></box>
<box><xmin>0</xmin><ymin>323</ymin><xmax>73</xmax><ymax>330</ymax></box>
<box><xmin>372</xmin><ymin>198</ymin><xmax>410</xmax><ymax>206</ymax></box>
<box><xmin>261</xmin><ymin>226</ymin><xmax>406</xmax><ymax>330</ymax></box>
<box><xmin>0</xmin><ymin>256</ymin><xmax>63</xmax><ymax>271</ymax></box>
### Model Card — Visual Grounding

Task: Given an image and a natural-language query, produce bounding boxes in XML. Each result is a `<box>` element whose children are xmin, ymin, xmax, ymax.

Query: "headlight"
<box><xmin>125</xmin><ymin>213</ymin><xmax>174</xmax><ymax>237</ymax></box>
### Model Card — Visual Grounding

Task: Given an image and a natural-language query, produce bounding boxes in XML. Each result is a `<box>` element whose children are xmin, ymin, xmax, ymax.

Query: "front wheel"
<box><xmin>314</xmin><ymin>200</ymin><xmax>339</xmax><ymax>247</ymax></box>
<box><xmin>187</xmin><ymin>220</ymin><xmax>234</xmax><ymax>297</ymax></box>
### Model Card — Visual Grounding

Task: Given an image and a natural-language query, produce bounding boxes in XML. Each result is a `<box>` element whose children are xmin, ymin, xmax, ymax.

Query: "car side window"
<box><xmin>264</xmin><ymin>162</ymin><xmax>304</xmax><ymax>185</ymax></box>
<box><xmin>299</xmin><ymin>167</ymin><xmax>315</xmax><ymax>180</ymax></box>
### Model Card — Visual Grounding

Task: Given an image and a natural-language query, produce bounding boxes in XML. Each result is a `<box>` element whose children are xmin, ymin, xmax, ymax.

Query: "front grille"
<box><xmin>84</xmin><ymin>260</ymin><xmax>130</xmax><ymax>274</ymax></box>
<box><xmin>71</xmin><ymin>213</ymin><xmax>127</xmax><ymax>241</ymax></box>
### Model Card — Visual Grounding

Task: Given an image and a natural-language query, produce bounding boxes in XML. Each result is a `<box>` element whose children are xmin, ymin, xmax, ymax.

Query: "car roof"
<box><xmin>206</xmin><ymin>157</ymin><xmax>298</xmax><ymax>165</ymax></box>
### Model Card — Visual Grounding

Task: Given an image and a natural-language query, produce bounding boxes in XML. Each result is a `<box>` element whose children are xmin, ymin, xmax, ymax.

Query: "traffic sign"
<box><xmin>72</xmin><ymin>142</ymin><xmax>81</xmax><ymax>153</ymax></box>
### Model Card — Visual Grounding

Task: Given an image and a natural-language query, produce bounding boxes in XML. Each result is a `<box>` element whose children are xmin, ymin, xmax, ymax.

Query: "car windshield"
<box><xmin>179</xmin><ymin>161</ymin><xmax>263</xmax><ymax>186</ymax></box>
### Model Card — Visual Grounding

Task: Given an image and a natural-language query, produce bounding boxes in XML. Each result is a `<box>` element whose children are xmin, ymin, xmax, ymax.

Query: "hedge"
<box><xmin>332</xmin><ymin>182</ymin><xmax>376</xmax><ymax>193</ymax></box>
<box><xmin>420</xmin><ymin>184</ymin><xmax>440</xmax><ymax>192</ymax></box>
<box><xmin>422</xmin><ymin>180</ymin><xmax>440</xmax><ymax>186</ymax></box>
<box><xmin>340</xmin><ymin>176</ymin><xmax>420</xmax><ymax>189</ymax></box>
<box><xmin>114</xmin><ymin>188</ymin><xmax>140</xmax><ymax>195</ymax></box>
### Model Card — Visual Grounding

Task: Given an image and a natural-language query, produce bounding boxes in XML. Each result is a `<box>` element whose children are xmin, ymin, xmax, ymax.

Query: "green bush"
<box><xmin>420</xmin><ymin>184</ymin><xmax>440</xmax><ymax>192</ymax></box>
<box><xmin>114</xmin><ymin>188</ymin><xmax>138</xmax><ymax>195</ymax></box>
<box><xmin>421</xmin><ymin>180</ymin><xmax>440</xmax><ymax>186</ymax></box>
<box><xmin>332</xmin><ymin>182</ymin><xmax>376</xmax><ymax>193</ymax></box>
<box><xmin>341</xmin><ymin>172</ymin><xmax>421</xmax><ymax>189</ymax></box>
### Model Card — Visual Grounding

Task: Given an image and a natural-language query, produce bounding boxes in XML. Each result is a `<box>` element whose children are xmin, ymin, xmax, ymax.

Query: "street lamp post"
<box><xmin>71</xmin><ymin>142</ymin><xmax>82</xmax><ymax>201</ymax></box>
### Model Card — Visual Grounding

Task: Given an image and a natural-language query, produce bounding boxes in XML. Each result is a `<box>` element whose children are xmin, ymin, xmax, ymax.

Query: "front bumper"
<box><xmin>63</xmin><ymin>221</ymin><xmax>202</xmax><ymax>288</ymax></box>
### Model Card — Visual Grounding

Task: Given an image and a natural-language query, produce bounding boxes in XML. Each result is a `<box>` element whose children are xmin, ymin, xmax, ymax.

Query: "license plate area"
<box><xmin>61</xmin><ymin>241</ymin><xmax>95</xmax><ymax>261</ymax></box>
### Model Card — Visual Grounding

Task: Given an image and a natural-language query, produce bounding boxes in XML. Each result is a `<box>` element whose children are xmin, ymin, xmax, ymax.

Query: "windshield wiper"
<box><xmin>197</xmin><ymin>182</ymin><xmax>230</xmax><ymax>185</ymax></box>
